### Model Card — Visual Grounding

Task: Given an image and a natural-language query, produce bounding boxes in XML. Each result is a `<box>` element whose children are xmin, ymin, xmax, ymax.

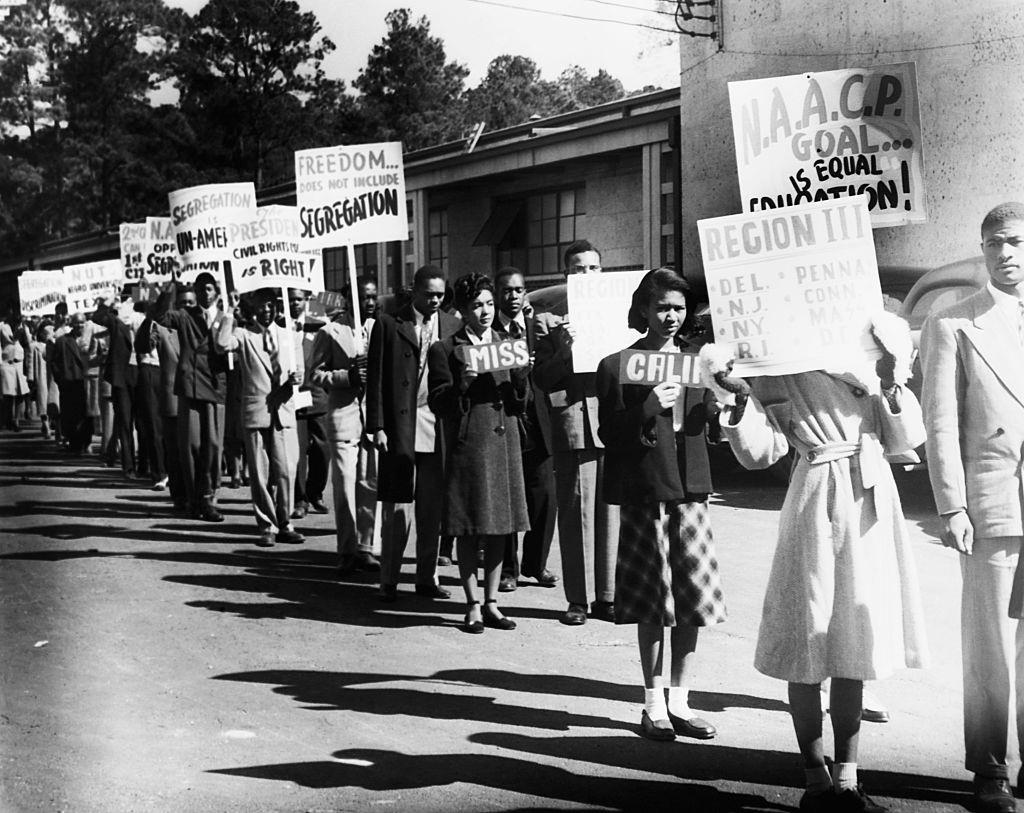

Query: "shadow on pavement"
<box><xmin>209</xmin><ymin>747</ymin><xmax>790</xmax><ymax>811</ymax></box>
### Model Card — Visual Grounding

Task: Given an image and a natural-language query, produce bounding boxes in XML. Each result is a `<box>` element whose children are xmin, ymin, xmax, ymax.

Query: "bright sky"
<box><xmin>165</xmin><ymin>0</ymin><xmax>682</xmax><ymax>92</ymax></box>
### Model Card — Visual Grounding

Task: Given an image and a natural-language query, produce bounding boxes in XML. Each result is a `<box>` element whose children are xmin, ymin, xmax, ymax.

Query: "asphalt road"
<box><xmin>0</xmin><ymin>431</ymin><xmax>995</xmax><ymax>812</ymax></box>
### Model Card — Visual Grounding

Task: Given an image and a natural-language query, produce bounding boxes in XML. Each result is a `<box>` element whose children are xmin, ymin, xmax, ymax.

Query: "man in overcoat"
<box><xmin>151</xmin><ymin>271</ymin><xmax>228</xmax><ymax>522</ymax></box>
<box><xmin>50</xmin><ymin>312</ymin><xmax>93</xmax><ymax>454</ymax></box>
<box><xmin>534</xmin><ymin>240</ymin><xmax>619</xmax><ymax>625</ymax></box>
<box><xmin>921</xmin><ymin>202</ymin><xmax>1024</xmax><ymax>813</ymax></box>
<box><xmin>493</xmin><ymin>267</ymin><xmax>558</xmax><ymax>592</ymax></box>
<box><xmin>365</xmin><ymin>265</ymin><xmax>460</xmax><ymax>601</ymax></box>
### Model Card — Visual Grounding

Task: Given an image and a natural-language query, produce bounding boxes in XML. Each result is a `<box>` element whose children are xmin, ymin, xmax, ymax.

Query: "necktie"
<box><xmin>419</xmin><ymin>317</ymin><xmax>433</xmax><ymax>373</ymax></box>
<box><xmin>264</xmin><ymin>328</ymin><xmax>276</xmax><ymax>353</ymax></box>
<box><xmin>509</xmin><ymin>319</ymin><xmax>523</xmax><ymax>339</ymax></box>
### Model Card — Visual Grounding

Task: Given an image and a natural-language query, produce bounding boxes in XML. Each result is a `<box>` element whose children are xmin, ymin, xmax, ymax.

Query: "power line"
<box><xmin>463</xmin><ymin>0</ymin><xmax>679</xmax><ymax>35</ymax></box>
<box><xmin>577</xmin><ymin>0</ymin><xmax>677</xmax><ymax>18</ymax></box>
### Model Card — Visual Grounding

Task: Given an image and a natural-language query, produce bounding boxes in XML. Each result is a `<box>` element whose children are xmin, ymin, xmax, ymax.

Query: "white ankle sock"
<box><xmin>805</xmin><ymin>765</ymin><xmax>832</xmax><ymax>794</ymax></box>
<box><xmin>667</xmin><ymin>686</ymin><xmax>691</xmax><ymax>718</ymax></box>
<box><xmin>644</xmin><ymin>688</ymin><xmax>668</xmax><ymax>720</ymax></box>
<box><xmin>833</xmin><ymin>762</ymin><xmax>857</xmax><ymax>792</ymax></box>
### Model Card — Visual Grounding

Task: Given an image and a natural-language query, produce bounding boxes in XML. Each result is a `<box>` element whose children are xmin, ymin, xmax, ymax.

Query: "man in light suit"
<box><xmin>921</xmin><ymin>202</ymin><xmax>1024</xmax><ymax>813</ymax></box>
<box><xmin>216</xmin><ymin>288</ymin><xmax>304</xmax><ymax>547</ymax></box>
<box><xmin>534</xmin><ymin>240</ymin><xmax>619</xmax><ymax>625</ymax></box>
<box><xmin>366</xmin><ymin>265</ymin><xmax>460</xmax><ymax>602</ymax></box>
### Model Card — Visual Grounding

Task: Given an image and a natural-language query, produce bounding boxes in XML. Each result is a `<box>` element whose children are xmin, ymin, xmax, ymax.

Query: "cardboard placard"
<box><xmin>698</xmin><ymin>196</ymin><xmax>883</xmax><ymax>377</ymax></box>
<box><xmin>64</xmin><ymin>259</ymin><xmax>125</xmax><ymax>314</ymax></box>
<box><xmin>120</xmin><ymin>222</ymin><xmax>147</xmax><ymax>280</ymax></box>
<box><xmin>619</xmin><ymin>350</ymin><xmax>703</xmax><ymax>387</ymax></box>
<box><xmin>729</xmin><ymin>62</ymin><xmax>925</xmax><ymax>228</ymax></box>
<box><xmin>142</xmin><ymin>217</ymin><xmax>179</xmax><ymax>282</ymax></box>
<box><xmin>168</xmin><ymin>182</ymin><xmax>256</xmax><ymax>265</ymax></box>
<box><xmin>230</xmin><ymin>205</ymin><xmax>320</xmax><ymax>294</ymax></box>
<box><xmin>18</xmin><ymin>270</ymin><xmax>67</xmax><ymax>317</ymax></box>
<box><xmin>294</xmin><ymin>141</ymin><xmax>407</xmax><ymax>249</ymax></box>
<box><xmin>566</xmin><ymin>270</ymin><xmax>649</xmax><ymax>373</ymax></box>
<box><xmin>456</xmin><ymin>338</ymin><xmax>530</xmax><ymax>372</ymax></box>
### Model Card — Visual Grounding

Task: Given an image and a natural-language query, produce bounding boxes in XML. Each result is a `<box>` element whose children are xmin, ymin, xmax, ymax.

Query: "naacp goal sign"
<box><xmin>729</xmin><ymin>62</ymin><xmax>925</xmax><ymax>228</ymax></box>
<box><xmin>698</xmin><ymin>196</ymin><xmax>883</xmax><ymax>377</ymax></box>
<box><xmin>295</xmin><ymin>142</ymin><xmax>407</xmax><ymax>249</ymax></box>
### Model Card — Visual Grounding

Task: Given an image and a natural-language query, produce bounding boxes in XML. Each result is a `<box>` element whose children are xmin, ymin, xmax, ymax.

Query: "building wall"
<box><xmin>678</xmin><ymin>0</ymin><xmax>1024</xmax><ymax>282</ymax></box>
<box><xmin>426</xmin><ymin>150</ymin><xmax>647</xmax><ymax>281</ymax></box>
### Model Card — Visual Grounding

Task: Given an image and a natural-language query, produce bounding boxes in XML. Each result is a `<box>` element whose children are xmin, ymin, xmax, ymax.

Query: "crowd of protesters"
<box><xmin>4</xmin><ymin>202</ymin><xmax>1024</xmax><ymax>813</ymax></box>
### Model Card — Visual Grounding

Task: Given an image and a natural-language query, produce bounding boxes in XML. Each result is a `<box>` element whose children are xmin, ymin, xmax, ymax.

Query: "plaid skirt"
<box><xmin>615</xmin><ymin>500</ymin><xmax>727</xmax><ymax>627</ymax></box>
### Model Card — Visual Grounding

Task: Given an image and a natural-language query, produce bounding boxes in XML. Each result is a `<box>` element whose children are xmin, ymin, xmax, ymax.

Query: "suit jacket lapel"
<box><xmin>965</xmin><ymin>289</ymin><xmax>1024</xmax><ymax>408</ymax></box>
<box><xmin>249</xmin><ymin>328</ymin><xmax>274</xmax><ymax>377</ymax></box>
<box><xmin>396</xmin><ymin>307</ymin><xmax>419</xmax><ymax>351</ymax></box>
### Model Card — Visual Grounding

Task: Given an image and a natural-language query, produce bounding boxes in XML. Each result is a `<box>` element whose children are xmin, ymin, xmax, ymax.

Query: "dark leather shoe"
<box><xmin>355</xmin><ymin>551</ymin><xmax>381</xmax><ymax>572</ymax></box>
<box><xmin>639</xmin><ymin>709</ymin><xmax>676</xmax><ymax>741</ymax></box>
<box><xmin>276</xmin><ymin>529</ymin><xmax>305</xmax><ymax>544</ymax></box>
<box><xmin>290</xmin><ymin>502</ymin><xmax>307</xmax><ymax>520</ymax></box>
<box><xmin>197</xmin><ymin>503</ymin><xmax>224</xmax><ymax>523</ymax></box>
<box><xmin>482</xmin><ymin>602</ymin><xmax>516</xmax><ymax>630</ymax></box>
<box><xmin>974</xmin><ymin>776</ymin><xmax>1016</xmax><ymax>813</ymax></box>
<box><xmin>562</xmin><ymin>603</ymin><xmax>587</xmax><ymax>625</ymax></box>
<box><xmin>308</xmin><ymin>499</ymin><xmax>329</xmax><ymax>514</ymax></box>
<box><xmin>463</xmin><ymin>603</ymin><xmax>484</xmax><ymax>634</ymax></box>
<box><xmin>255</xmin><ymin>532</ymin><xmax>275</xmax><ymax>548</ymax></box>
<box><xmin>522</xmin><ymin>569</ymin><xmax>559</xmax><ymax>587</ymax></box>
<box><xmin>437</xmin><ymin>555</ymin><xmax>453</xmax><ymax>567</ymax></box>
<box><xmin>798</xmin><ymin>789</ymin><xmax>835</xmax><ymax>812</ymax></box>
<box><xmin>498</xmin><ymin>575</ymin><xmax>517</xmax><ymax>592</ymax></box>
<box><xmin>414</xmin><ymin>584</ymin><xmax>451</xmax><ymax>599</ymax></box>
<box><xmin>379</xmin><ymin>584</ymin><xmax>398</xmax><ymax>603</ymax></box>
<box><xmin>667</xmin><ymin>710</ymin><xmax>716</xmax><ymax>739</ymax></box>
<box><xmin>833</xmin><ymin>785</ymin><xmax>887</xmax><ymax>812</ymax></box>
<box><xmin>590</xmin><ymin>600</ymin><xmax>615</xmax><ymax>622</ymax></box>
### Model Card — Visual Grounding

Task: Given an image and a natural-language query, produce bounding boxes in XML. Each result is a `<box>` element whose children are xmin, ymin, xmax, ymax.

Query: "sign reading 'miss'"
<box><xmin>457</xmin><ymin>338</ymin><xmax>530</xmax><ymax>373</ymax></box>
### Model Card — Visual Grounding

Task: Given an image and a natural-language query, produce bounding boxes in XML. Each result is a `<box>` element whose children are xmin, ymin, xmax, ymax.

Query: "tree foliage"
<box><xmin>0</xmin><ymin>2</ymin><xmax>637</xmax><ymax>258</ymax></box>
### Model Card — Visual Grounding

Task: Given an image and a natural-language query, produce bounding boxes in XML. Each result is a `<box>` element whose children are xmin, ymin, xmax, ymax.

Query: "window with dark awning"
<box><xmin>472</xmin><ymin>200</ymin><xmax>524</xmax><ymax>246</ymax></box>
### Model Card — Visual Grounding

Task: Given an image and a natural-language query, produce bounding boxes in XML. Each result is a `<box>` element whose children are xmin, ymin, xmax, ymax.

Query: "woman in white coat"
<box><xmin>700</xmin><ymin>312</ymin><xmax>928</xmax><ymax>813</ymax></box>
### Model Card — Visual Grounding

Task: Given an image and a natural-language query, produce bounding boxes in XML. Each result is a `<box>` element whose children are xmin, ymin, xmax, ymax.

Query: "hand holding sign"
<box><xmin>646</xmin><ymin>381</ymin><xmax>682</xmax><ymax>416</ymax></box>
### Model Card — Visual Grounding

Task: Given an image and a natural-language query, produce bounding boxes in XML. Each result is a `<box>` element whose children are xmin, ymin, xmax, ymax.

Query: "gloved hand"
<box><xmin>699</xmin><ymin>344</ymin><xmax>750</xmax><ymax>423</ymax></box>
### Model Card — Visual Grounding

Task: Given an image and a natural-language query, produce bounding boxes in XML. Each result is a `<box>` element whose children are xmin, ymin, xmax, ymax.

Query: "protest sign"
<box><xmin>64</xmin><ymin>259</ymin><xmax>125</xmax><ymax>314</ymax></box>
<box><xmin>167</xmin><ymin>182</ymin><xmax>255</xmax><ymax>264</ymax></box>
<box><xmin>698</xmin><ymin>196</ymin><xmax>883</xmax><ymax>377</ymax></box>
<box><xmin>618</xmin><ymin>350</ymin><xmax>703</xmax><ymax>388</ymax></box>
<box><xmin>566</xmin><ymin>270</ymin><xmax>648</xmax><ymax>373</ymax></box>
<box><xmin>456</xmin><ymin>338</ymin><xmax>530</xmax><ymax>373</ymax></box>
<box><xmin>307</xmin><ymin>289</ymin><xmax>347</xmax><ymax>322</ymax></box>
<box><xmin>120</xmin><ymin>223</ymin><xmax>147</xmax><ymax>280</ymax></box>
<box><xmin>141</xmin><ymin>217</ymin><xmax>179</xmax><ymax>282</ymax></box>
<box><xmin>294</xmin><ymin>141</ymin><xmax>407</xmax><ymax>250</ymax></box>
<box><xmin>230</xmin><ymin>205</ymin><xmax>322</xmax><ymax>294</ymax></box>
<box><xmin>729</xmin><ymin>62</ymin><xmax>925</xmax><ymax>228</ymax></box>
<box><xmin>18</xmin><ymin>270</ymin><xmax>67</xmax><ymax>317</ymax></box>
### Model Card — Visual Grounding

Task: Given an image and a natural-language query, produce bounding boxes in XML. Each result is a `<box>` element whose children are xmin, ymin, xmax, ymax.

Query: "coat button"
<box><xmin>400</xmin><ymin>408</ymin><xmax>408</xmax><ymax>414</ymax></box>
<box><xmin>404</xmin><ymin>351</ymin><xmax>412</xmax><ymax>357</ymax></box>
<box><xmin>402</xmin><ymin>380</ymin><xmax>409</xmax><ymax>386</ymax></box>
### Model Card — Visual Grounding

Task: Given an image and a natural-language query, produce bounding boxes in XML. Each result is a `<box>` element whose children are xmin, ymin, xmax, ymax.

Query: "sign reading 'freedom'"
<box><xmin>294</xmin><ymin>142</ymin><xmax>407</xmax><ymax>248</ymax></box>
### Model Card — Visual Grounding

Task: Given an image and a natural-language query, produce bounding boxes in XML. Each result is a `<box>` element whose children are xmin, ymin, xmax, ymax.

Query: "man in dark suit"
<box><xmin>92</xmin><ymin>300</ymin><xmax>141</xmax><ymax>479</ymax></box>
<box><xmin>137</xmin><ymin>283</ymin><xmax>193</xmax><ymax>510</ymax></box>
<box><xmin>50</xmin><ymin>312</ymin><xmax>93</xmax><ymax>455</ymax></box>
<box><xmin>493</xmin><ymin>267</ymin><xmax>559</xmax><ymax>592</ymax></box>
<box><xmin>151</xmin><ymin>271</ymin><xmax>228</xmax><ymax>522</ymax></box>
<box><xmin>366</xmin><ymin>265</ymin><xmax>460</xmax><ymax>601</ymax></box>
<box><xmin>921</xmin><ymin>202</ymin><xmax>1024</xmax><ymax>813</ymax></box>
<box><xmin>534</xmin><ymin>240</ymin><xmax>620</xmax><ymax>625</ymax></box>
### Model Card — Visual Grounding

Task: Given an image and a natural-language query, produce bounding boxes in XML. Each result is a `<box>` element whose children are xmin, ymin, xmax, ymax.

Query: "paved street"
<box><xmin>0</xmin><ymin>431</ymin><xmax>993</xmax><ymax>812</ymax></box>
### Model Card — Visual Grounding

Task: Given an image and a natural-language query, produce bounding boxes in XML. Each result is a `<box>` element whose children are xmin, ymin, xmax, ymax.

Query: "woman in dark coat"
<box><xmin>595</xmin><ymin>267</ymin><xmax>726</xmax><ymax>743</ymax></box>
<box><xmin>428</xmin><ymin>272</ymin><xmax>530</xmax><ymax>633</ymax></box>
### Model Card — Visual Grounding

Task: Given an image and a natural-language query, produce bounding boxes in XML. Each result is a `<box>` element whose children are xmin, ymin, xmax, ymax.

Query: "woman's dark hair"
<box><xmin>35</xmin><ymin>318</ymin><xmax>54</xmax><ymax>342</ymax></box>
<box><xmin>452</xmin><ymin>272</ymin><xmax>493</xmax><ymax>312</ymax></box>
<box><xmin>626</xmin><ymin>267</ymin><xmax>693</xmax><ymax>334</ymax></box>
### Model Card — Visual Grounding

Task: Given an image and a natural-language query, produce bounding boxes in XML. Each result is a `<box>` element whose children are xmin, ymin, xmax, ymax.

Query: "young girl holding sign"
<box><xmin>428</xmin><ymin>272</ymin><xmax>531</xmax><ymax>633</ymax></box>
<box><xmin>595</xmin><ymin>267</ymin><xmax>726</xmax><ymax>742</ymax></box>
